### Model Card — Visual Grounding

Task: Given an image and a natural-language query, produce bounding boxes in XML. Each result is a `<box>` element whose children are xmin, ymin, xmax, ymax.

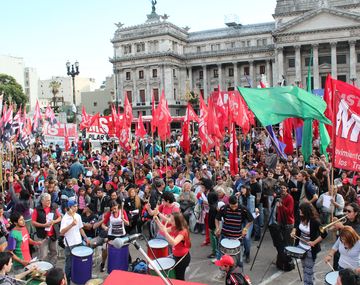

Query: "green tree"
<box><xmin>0</xmin><ymin>73</ymin><xmax>28</xmax><ymax>107</ymax></box>
<box><xmin>49</xmin><ymin>80</ymin><xmax>61</xmax><ymax>112</ymax></box>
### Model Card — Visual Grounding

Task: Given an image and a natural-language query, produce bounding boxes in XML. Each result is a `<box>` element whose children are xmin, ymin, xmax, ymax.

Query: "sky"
<box><xmin>0</xmin><ymin>0</ymin><xmax>276</xmax><ymax>88</ymax></box>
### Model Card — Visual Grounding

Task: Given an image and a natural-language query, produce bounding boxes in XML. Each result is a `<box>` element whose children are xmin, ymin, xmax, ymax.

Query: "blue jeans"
<box><xmin>243</xmin><ymin>223</ymin><xmax>254</xmax><ymax>258</ymax></box>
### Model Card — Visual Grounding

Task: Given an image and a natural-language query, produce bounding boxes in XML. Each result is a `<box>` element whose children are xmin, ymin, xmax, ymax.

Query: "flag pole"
<box><xmin>238</xmin><ymin>129</ymin><xmax>242</xmax><ymax>170</ymax></box>
<box><xmin>263</xmin><ymin>126</ymin><xmax>287</xmax><ymax>160</ymax></box>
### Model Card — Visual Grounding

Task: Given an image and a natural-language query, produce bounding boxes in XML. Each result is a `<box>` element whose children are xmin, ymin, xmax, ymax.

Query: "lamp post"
<box><xmin>66</xmin><ymin>61</ymin><xmax>79</xmax><ymax>122</ymax></box>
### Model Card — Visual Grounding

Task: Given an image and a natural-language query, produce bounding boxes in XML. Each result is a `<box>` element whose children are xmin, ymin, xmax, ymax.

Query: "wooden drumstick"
<box><xmin>293</xmin><ymin>235</ymin><xmax>309</xmax><ymax>244</ymax></box>
<box><xmin>326</xmin><ymin>261</ymin><xmax>335</xmax><ymax>272</ymax></box>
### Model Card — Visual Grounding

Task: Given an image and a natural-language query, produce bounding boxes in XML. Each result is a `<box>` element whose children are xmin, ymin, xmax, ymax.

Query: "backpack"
<box><xmin>276</xmin><ymin>251</ymin><xmax>295</xmax><ymax>272</ymax></box>
<box><xmin>130</xmin><ymin>258</ymin><xmax>148</xmax><ymax>274</ymax></box>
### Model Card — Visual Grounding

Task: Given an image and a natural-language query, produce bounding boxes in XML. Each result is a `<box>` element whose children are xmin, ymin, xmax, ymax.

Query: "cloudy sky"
<box><xmin>0</xmin><ymin>0</ymin><xmax>276</xmax><ymax>87</ymax></box>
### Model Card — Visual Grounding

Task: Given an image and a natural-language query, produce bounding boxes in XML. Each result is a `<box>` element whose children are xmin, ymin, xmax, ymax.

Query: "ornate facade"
<box><xmin>110</xmin><ymin>0</ymin><xmax>360</xmax><ymax>116</ymax></box>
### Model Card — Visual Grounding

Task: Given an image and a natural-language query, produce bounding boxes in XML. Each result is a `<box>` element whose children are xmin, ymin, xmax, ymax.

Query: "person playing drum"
<box><xmin>100</xmin><ymin>200</ymin><xmax>129</xmax><ymax>272</ymax></box>
<box><xmin>215</xmin><ymin>195</ymin><xmax>253</xmax><ymax>279</ymax></box>
<box><xmin>154</xmin><ymin>212</ymin><xmax>191</xmax><ymax>281</ymax></box>
<box><xmin>291</xmin><ymin>202</ymin><xmax>327</xmax><ymax>285</ymax></box>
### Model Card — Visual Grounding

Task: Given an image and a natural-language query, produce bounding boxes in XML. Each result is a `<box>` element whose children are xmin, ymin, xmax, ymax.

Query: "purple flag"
<box><xmin>266</xmin><ymin>125</ymin><xmax>287</xmax><ymax>159</ymax></box>
<box><xmin>295</xmin><ymin>127</ymin><xmax>303</xmax><ymax>147</ymax></box>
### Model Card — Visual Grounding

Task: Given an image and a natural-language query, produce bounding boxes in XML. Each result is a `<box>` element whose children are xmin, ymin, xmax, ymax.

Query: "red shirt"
<box><xmin>171</xmin><ymin>228</ymin><xmax>190</xmax><ymax>257</ymax></box>
<box><xmin>277</xmin><ymin>194</ymin><xmax>294</xmax><ymax>225</ymax></box>
<box><xmin>158</xmin><ymin>204</ymin><xmax>180</xmax><ymax>236</ymax></box>
<box><xmin>31</xmin><ymin>207</ymin><xmax>61</xmax><ymax>237</ymax></box>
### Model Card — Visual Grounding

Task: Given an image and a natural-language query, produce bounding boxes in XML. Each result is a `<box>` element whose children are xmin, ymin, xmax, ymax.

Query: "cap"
<box><xmin>214</xmin><ymin>255</ymin><xmax>234</xmax><ymax>267</ymax></box>
<box><xmin>342</xmin><ymin>178</ymin><xmax>350</xmax><ymax>184</ymax></box>
<box><xmin>224</xmin><ymin>162</ymin><xmax>230</xmax><ymax>168</ymax></box>
<box><xmin>201</xmin><ymin>165</ymin><xmax>207</xmax><ymax>170</ymax></box>
<box><xmin>67</xmin><ymin>200</ymin><xmax>78</xmax><ymax>208</ymax></box>
<box><xmin>93</xmin><ymin>180</ymin><xmax>101</xmax><ymax>186</ymax></box>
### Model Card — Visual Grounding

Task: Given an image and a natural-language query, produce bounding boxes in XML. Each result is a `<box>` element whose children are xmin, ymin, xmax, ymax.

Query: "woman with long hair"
<box><xmin>154</xmin><ymin>212</ymin><xmax>191</xmax><ymax>280</ymax></box>
<box><xmin>124</xmin><ymin>188</ymin><xmax>142</xmax><ymax>234</ymax></box>
<box><xmin>291</xmin><ymin>202</ymin><xmax>327</xmax><ymax>285</ymax></box>
<box><xmin>324</xmin><ymin>226</ymin><xmax>360</xmax><ymax>272</ymax></box>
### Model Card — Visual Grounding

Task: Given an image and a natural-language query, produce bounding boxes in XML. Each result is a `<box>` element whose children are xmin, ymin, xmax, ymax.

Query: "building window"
<box><xmin>231</xmin><ymin>42</ymin><xmax>235</xmax><ymax>48</ymax></box>
<box><xmin>244</xmin><ymin>66</ymin><xmax>250</xmax><ymax>76</ymax></box>
<box><xmin>213</xmin><ymin>69</ymin><xmax>218</xmax><ymax>78</ymax></box>
<box><xmin>176</xmin><ymin>109</ymin><xmax>180</xmax><ymax>116</ymax></box>
<box><xmin>139</xmin><ymin>89</ymin><xmax>145</xmax><ymax>103</ymax></box>
<box><xmin>174</xmin><ymin>88</ymin><xmax>176</xmax><ymax>100</ymax></box>
<box><xmin>126</xmin><ymin>91</ymin><xmax>132</xmax><ymax>104</ymax></box>
<box><xmin>257</xmin><ymin>39</ymin><xmax>262</xmax><ymax>46</ymax></box>
<box><xmin>124</xmin><ymin>44</ymin><xmax>132</xmax><ymax>54</ymax></box>
<box><xmin>152</xmin><ymin>69</ymin><xmax>157</xmax><ymax>78</ymax></box>
<box><xmin>153</xmin><ymin>88</ymin><xmax>159</xmax><ymax>102</ymax></box>
<box><xmin>305</xmin><ymin>57</ymin><xmax>311</xmax><ymax>67</ymax></box>
<box><xmin>357</xmin><ymin>54</ymin><xmax>360</xmax><ymax>63</ymax></box>
<box><xmin>247</xmin><ymin>40</ymin><xmax>251</xmax><ymax>47</ymax></box>
<box><xmin>288</xmin><ymin>58</ymin><xmax>295</xmax><ymax>68</ymax></box>
<box><xmin>262</xmin><ymin>39</ymin><xmax>267</xmax><ymax>45</ymax></box>
<box><xmin>93</xmin><ymin>102</ymin><xmax>97</xmax><ymax>107</ymax></box>
<box><xmin>259</xmin><ymin>65</ymin><xmax>265</xmax><ymax>75</ymax></box>
<box><xmin>199</xmin><ymin>70</ymin><xmax>203</xmax><ymax>80</ymax></box>
<box><xmin>136</xmin><ymin>42</ymin><xmax>145</xmax><ymax>53</ymax></box>
<box><xmin>126</xmin><ymin>72</ymin><xmax>131</xmax><ymax>80</ymax></box>
<box><xmin>139</xmin><ymin>70</ymin><xmax>144</xmax><ymax>79</ymax></box>
<box><xmin>211</xmin><ymin>44</ymin><xmax>220</xmax><ymax>51</ymax></box>
<box><xmin>319</xmin><ymin>56</ymin><xmax>331</xmax><ymax>65</ymax></box>
<box><xmin>229</xmin><ymin>68</ymin><xmax>234</xmax><ymax>77</ymax></box>
<box><xmin>197</xmin><ymin>46</ymin><xmax>201</xmax><ymax>53</ymax></box>
<box><xmin>241</xmin><ymin>41</ymin><xmax>246</xmax><ymax>47</ymax></box>
<box><xmin>173</xmin><ymin>69</ymin><xmax>176</xmax><ymax>78</ymax></box>
<box><xmin>337</xmin><ymin>54</ymin><xmax>346</xmax><ymax>64</ymax></box>
<box><xmin>338</xmin><ymin>75</ymin><xmax>347</xmax><ymax>82</ymax></box>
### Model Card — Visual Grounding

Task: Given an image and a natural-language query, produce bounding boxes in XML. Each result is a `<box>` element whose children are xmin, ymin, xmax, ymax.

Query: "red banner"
<box><xmin>331</xmin><ymin>79</ymin><xmax>360</xmax><ymax>171</ymax></box>
<box><xmin>43</xmin><ymin>123</ymin><xmax>78</xmax><ymax>148</ymax></box>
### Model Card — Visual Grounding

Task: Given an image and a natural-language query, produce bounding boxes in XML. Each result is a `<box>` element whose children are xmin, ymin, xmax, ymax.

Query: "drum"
<box><xmin>85</xmin><ymin>278</ymin><xmax>104</xmax><ymax>285</ymax></box>
<box><xmin>325</xmin><ymin>271</ymin><xmax>339</xmax><ymax>285</ymax></box>
<box><xmin>26</xmin><ymin>261</ymin><xmax>53</xmax><ymax>272</ymax></box>
<box><xmin>284</xmin><ymin>246</ymin><xmax>306</xmax><ymax>259</ymax></box>
<box><xmin>220</xmin><ymin>238</ymin><xmax>241</xmax><ymax>256</ymax></box>
<box><xmin>148</xmin><ymin>257</ymin><xmax>176</xmax><ymax>279</ymax></box>
<box><xmin>147</xmin><ymin>239</ymin><xmax>169</xmax><ymax>260</ymax></box>
<box><xmin>71</xmin><ymin>246</ymin><xmax>93</xmax><ymax>285</ymax></box>
<box><xmin>108</xmin><ymin>243</ymin><xmax>129</xmax><ymax>273</ymax></box>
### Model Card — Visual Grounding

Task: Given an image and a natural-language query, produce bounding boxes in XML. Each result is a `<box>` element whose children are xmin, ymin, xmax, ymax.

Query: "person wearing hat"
<box><xmin>81</xmin><ymin>203</ymin><xmax>104</xmax><ymax>248</ymax></box>
<box><xmin>60</xmin><ymin>200</ymin><xmax>90</xmax><ymax>284</ymax></box>
<box><xmin>339</xmin><ymin>178</ymin><xmax>357</xmax><ymax>205</ymax></box>
<box><xmin>215</xmin><ymin>254</ymin><xmax>250</xmax><ymax>285</ymax></box>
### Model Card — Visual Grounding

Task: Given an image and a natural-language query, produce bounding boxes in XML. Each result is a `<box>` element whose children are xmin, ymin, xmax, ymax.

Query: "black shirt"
<box><xmin>81</xmin><ymin>213</ymin><xmax>97</xmax><ymax>238</ymax></box>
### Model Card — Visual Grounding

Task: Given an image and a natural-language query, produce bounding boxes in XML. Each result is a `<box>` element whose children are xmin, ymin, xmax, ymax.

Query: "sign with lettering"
<box><xmin>43</xmin><ymin>123</ymin><xmax>78</xmax><ymax>148</ymax></box>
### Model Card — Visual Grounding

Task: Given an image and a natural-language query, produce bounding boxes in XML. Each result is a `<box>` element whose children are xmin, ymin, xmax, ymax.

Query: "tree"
<box><xmin>49</xmin><ymin>80</ymin><xmax>61</xmax><ymax>111</ymax></box>
<box><xmin>0</xmin><ymin>74</ymin><xmax>28</xmax><ymax>107</ymax></box>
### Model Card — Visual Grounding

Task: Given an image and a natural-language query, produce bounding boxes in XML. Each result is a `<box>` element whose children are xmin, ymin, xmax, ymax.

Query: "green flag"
<box><xmin>237</xmin><ymin>86</ymin><xmax>331</xmax><ymax>127</ymax></box>
<box><xmin>302</xmin><ymin>49</ymin><xmax>314</xmax><ymax>163</ymax></box>
<box><xmin>319</xmin><ymin>122</ymin><xmax>330</xmax><ymax>160</ymax></box>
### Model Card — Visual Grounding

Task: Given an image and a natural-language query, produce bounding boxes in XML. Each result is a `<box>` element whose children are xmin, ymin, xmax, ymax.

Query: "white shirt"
<box><xmin>60</xmin><ymin>212</ymin><xmax>84</xmax><ymax>247</ymax></box>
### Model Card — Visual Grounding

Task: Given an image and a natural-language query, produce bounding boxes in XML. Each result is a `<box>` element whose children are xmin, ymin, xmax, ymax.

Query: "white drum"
<box><xmin>220</xmin><ymin>238</ymin><xmax>241</xmax><ymax>255</ymax></box>
<box><xmin>26</xmin><ymin>261</ymin><xmax>53</xmax><ymax>272</ymax></box>
<box><xmin>284</xmin><ymin>246</ymin><xmax>306</xmax><ymax>259</ymax></box>
<box><xmin>325</xmin><ymin>271</ymin><xmax>339</xmax><ymax>285</ymax></box>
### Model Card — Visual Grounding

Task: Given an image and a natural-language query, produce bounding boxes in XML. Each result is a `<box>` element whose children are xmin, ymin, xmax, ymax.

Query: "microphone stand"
<box><xmin>131</xmin><ymin>240</ymin><xmax>171</xmax><ymax>285</ymax></box>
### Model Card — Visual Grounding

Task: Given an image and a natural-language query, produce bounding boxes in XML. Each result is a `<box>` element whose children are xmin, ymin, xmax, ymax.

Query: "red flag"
<box><xmin>180</xmin><ymin>121</ymin><xmax>191</xmax><ymax>154</ymax></box>
<box><xmin>32</xmin><ymin>100</ymin><xmax>42</xmax><ymax>132</ymax></box>
<box><xmin>124</xmin><ymin>94</ymin><xmax>133</xmax><ymax>128</ymax></box>
<box><xmin>135</xmin><ymin>113</ymin><xmax>147</xmax><ymax>138</ymax></box>
<box><xmin>64</xmin><ymin>123</ymin><xmax>70</xmax><ymax>151</ymax></box>
<box><xmin>330</xmin><ymin>77</ymin><xmax>360</xmax><ymax>171</ymax></box>
<box><xmin>207</xmin><ymin>99</ymin><xmax>222</xmax><ymax>138</ymax></box>
<box><xmin>157</xmin><ymin>90</ymin><xmax>172</xmax><ymax>141</ymax></box>
<box><xmin>324</xmin><ymin>74</ymin><xmax>333</xmax><ymax>138</ymax></box>
<box><xmin>229</xmin><ymin>123</ymin><xmax>238</xmax><ymax>176</ymax></box>
<box><xmin>199</xmin><ymin>95</ymin><xmax>215</xmax><ymax>154</ymax></box>
<box><xmin>80</xmin><ymin>106</ymin><xmax>100</xmax><ymax>131</ymax></box>
<box><xmin>259</xmin><ymin>81</ymin><xmax>266</xmax><ymax>88</ymax></box>
<box><xmin>151</xmin><ymin>93</ymin><xmax>158</xmax><ymax>133</ymax></box>
<box><xmin>282</xmin><ymin>118</ymin><xmax>294</xmax><ymax>155</ymax></box>
<box><xmin>45</xmin><ymin>104</ymin><xmax>57</xmax><ymax>126</ymax></box>
<box><xmin>185</xmin><ymin>103</ymin><xmax>199</xmax><ymax>123</ymax></box>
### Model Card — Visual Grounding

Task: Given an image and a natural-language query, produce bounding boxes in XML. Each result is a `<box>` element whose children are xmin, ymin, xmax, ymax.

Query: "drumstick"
<box><xmin>293</xmin><ymin>235</ymin><xmax>309</xmax><ymax>244</ymax></box>
<box><xmin>326</xmin><ymin>261</ymin><xmax>335</xmax><ymax>272</ymax></box>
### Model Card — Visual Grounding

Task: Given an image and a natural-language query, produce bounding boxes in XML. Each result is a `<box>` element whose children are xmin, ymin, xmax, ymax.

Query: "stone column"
<box><xmin>295</xmin><ymin>45</ymin><xmax>302</xmax><ymax>83</ymax></box>
<box><xmin>146</xmin><ymin>66</ymin><xmax>151</xmax><ymax>103</ymax></box>
<box><xmin>349</xmin><ymin>40</ymin><xmax>357</xmax><ymax>80</ymax></box>
<box><xmin>233</xmin><ymin>62</ymin><xmax>238</xmax><ymax>89</ymax></box>
<box><xmin>116</xmin><ymin>68</ymin><xmax>122</xmax><ymax>105</ymax></box>
<box><xmin>272</xmin><ymin>59</ymin><xmax>277</xmax><ymax>86</ymax></box>
<box><xmin>277</xmin><ymin>47</ymin><xmax>284</xmax><ymax>83</ymax></box>
<box><xmin>266</xmin><ymin>60</ymin><xmax>271</xmax><ymax>86</ymax></box>
<box><xmin>249</xmin><ymin>60</ymin><xmax>254</xmax><ymax>87</ymax></box>
<box><xmin>132</xmin><ymin>68</ymin><xmax>137</xmax><ymax>104</ymax></box>
<box><xmin>330</xmin><ymin>42</ymin><xmax>337</xmax><ymax>79</ymax></box>
<box><xmin>188</xmin><ymin>66</ymin><xmax>193</xmax><ymax>90</ymax></box>
<box><xmin>217</xmin><ymin>64</ymin><xmax>222</xmax><ymax>90</ymax></box>
<box><xmin>203</xmin><ymin>65</ymin><xmax>208</xmax><ymax>99</ymax></box>
<box><xmin>313</xmin><ymin>44</ymin><xmax>319</xmax><ymax>89</ymax></box>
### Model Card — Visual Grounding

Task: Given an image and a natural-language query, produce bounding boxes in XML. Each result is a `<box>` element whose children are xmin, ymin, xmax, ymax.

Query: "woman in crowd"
<box><xmin>324</xmin><ymin>226</ymin><xmax>360</xmax><ymax>272</ymax></box>
<box><xmin>154</xmin><ymin>212</ymin><xmax>191</xmax><ymax>280</ymax></box>
<box><xmin>124</xmin><ymin>188</ymin><xmax>142</xmax><ymax>234</ymax></box>
<box><xmin>291</xmin><ymin>202</ymin><xmax>327</xmax><ymax>285</ymax></box>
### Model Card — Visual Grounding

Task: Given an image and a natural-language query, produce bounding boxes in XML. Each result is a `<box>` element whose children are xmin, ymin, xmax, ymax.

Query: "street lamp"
<box><xmin>66</xmin><ymin>61</ymin><xmax>79</xmax><ymax>122</ymax></box>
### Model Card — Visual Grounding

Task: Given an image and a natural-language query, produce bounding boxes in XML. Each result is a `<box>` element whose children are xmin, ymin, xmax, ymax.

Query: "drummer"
<box><xmin>214</xmin><ymin>195</ymin><xmax>254</xmax><ymax>279</ymax></box>
<box><xmin>100</xmin><ymin>200</ymin><xmax>129</xmax><ymax>272</ymax></box>
<box><xmin>0</xmin><ymin>251</ymin><xmax>38</xmax><ymax>285</ymax></box>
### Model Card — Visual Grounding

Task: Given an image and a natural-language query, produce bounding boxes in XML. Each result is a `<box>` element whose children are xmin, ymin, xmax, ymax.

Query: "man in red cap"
<box><xmin>215</xmin><ymin>254</ymin><xmax>251</xmax><ymax>285</ymax></box>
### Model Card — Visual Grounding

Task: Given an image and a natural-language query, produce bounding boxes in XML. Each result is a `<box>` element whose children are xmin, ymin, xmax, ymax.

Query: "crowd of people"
<box><xmin>0</xmin><ymin>128</ymin><xmax>359</xmax><ymax>285</ymax></box>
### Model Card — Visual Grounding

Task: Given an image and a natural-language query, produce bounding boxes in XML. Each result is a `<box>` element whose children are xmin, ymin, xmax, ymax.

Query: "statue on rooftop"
<box><xmin>151</xmin><ymin>0</ymin><xmax>157</xmax><ymax>13</ymax></box>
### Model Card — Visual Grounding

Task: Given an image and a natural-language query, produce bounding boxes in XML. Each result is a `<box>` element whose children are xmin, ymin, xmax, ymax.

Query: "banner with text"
<box><xmin>43</xmin><ymin>123</ymin><xmax>78</xmax><ymax>148</ymax></box>
<box><xmin>86</xmin><ymin>116</ymin><xmax>118</xmax><ymax>142</ymax></box>
<box><xmin>332</xmin><ymin>79</ymin><xmax>360</xmax><ymax>171</ymax></box>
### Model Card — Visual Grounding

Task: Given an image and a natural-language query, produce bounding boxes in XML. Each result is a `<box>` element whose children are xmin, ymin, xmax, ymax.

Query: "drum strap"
<box><xmin>171</xmin><ymin>252</ymin><xmax>189</xmax><ymax>270</ymax></box>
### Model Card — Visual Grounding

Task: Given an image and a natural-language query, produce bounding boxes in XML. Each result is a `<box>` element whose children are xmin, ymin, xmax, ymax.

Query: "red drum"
<box><xmin>147</xmin><ymin>239</ymin><xmax>169</xmax><ymax>260</ymax></box>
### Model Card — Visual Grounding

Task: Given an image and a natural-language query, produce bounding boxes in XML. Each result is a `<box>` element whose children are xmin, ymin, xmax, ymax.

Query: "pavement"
<box><xmin>54</xmin><ymin>230</ymin><xmax>337</xmax><ymax>285</ymax></box>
